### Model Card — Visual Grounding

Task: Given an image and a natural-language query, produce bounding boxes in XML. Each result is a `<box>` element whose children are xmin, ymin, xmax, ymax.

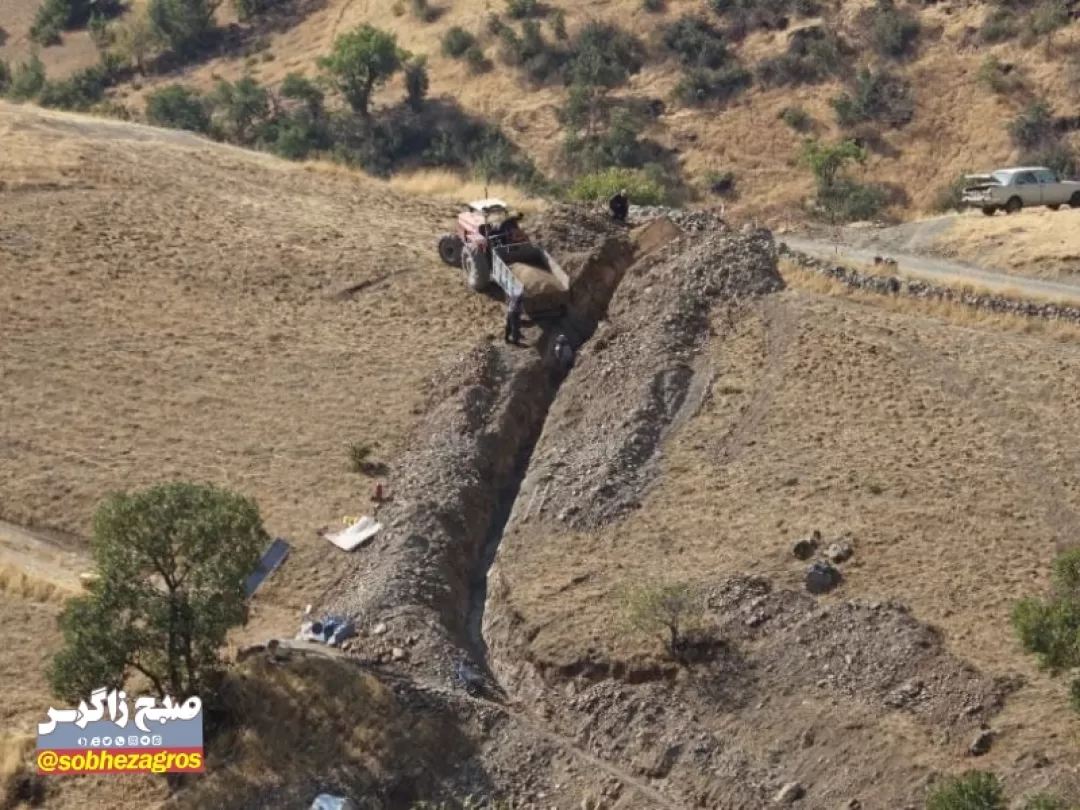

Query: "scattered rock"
<box><xmin>775</xmin><ymin>782</ymin><xmax>805</xmax><ymax>804</ymax></box>
<box><xmin>969</xmin><ymin>730</ymin><xmax>994</xmax><ymax>756</ymax></box>
<box><xmin>800</xmin><ymin>729</ymin><xmax>815</xmax><ymax>748</ymax></box>
<box><xmin>792</xmin><ymin>537</ymin><xmax>818</xmax><ymax>561</ymax></box>
<box><xmin>372</xmin><ymin>622</ymin><xmax>388</xmax><ymax>635</ymax></box>
<box><xmin>825</xmin><ymin>540</ymin><xmax>854</xmax><ymax>564</ymax></box>
<box><xmin>805</xmin><ymin>561</ymin><xmax>842</xmax><ymax>594</ymax></box>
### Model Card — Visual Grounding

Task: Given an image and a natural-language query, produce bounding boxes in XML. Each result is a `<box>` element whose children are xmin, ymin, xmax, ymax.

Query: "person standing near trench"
<box><xmin>504</xmin><ymin>293</ymin><xmax>523</xmax><ymax>345</ymax></box>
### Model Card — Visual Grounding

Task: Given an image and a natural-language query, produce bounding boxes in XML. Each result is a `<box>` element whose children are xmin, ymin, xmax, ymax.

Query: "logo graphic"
<box><xmin>36</xmin><ymin>687</ymin><xmax>204</xmax><ymax>775</ymax></box>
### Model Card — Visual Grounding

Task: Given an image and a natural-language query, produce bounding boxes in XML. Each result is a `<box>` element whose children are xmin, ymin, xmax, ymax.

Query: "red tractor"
<box><xmin>437</xmin><ymin>199</ymin><xmax>570</xmax><ymax>319</ymax></box>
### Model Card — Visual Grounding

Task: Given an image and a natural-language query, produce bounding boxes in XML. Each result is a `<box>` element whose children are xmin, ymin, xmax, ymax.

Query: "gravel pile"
<box><xmin>520</xmin><ymin>226</ymin><xmax>784</xmax><ymax>530</ymax></box>
<box><xmin>628</xmin><ymin>204</ymin><xmax>727</xmax><ymax>233</ymax></box>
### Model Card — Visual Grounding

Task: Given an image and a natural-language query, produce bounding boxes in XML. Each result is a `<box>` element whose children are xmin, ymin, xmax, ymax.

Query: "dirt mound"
<box><xmin>506</xmin><ymin>575</ymin><xmax>1020</xmax><ymax>808</ymax></box>
<box><xmin>512</xmin><ymin>226</ymin><xmax>784</xmax><ymax>531</ymax></box>
<box><xmin>630</xmin><ymin>215</ymin><xmax>684</xmax><ymax>258</ymax></box>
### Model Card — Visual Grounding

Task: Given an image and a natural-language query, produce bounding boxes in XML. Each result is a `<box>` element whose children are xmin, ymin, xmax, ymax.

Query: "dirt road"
<box><xmin>783</xmin><ymin>235</ymin><xmax>1080</xmax><ymax>304</ymax></box>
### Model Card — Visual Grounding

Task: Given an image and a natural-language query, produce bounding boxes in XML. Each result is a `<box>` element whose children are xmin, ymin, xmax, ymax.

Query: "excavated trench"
<box><xmin>321</xmin><ymin>218</ymin><xmax>641</xmax><ymax>684</ymax></box>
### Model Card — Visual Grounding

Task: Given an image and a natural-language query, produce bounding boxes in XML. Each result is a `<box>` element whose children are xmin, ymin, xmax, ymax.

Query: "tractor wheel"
<box><xmin>981</xmin><ymin>206</ymin><xmax>998</xmax><ymax>216</ymax></box>
<box><xmin>1071</xmin><ymin>191</ymin><xmax>1080</xmax><ymax>208</ymax></box>
<box><xmin>438</xmin><ymin>234</ymin><xmax>464</xmax><ymax>266</ymax></box>
<box><xmin>1048</xmin><ymin>204</ymin><xmax>1061</xmax><ymax>211</ymax></box>
<box><xmin>464</xmin><ymin>250</ymin><xmax>491</xmax><ymax>291</ymax></box>
<box><xmin>1004</xmin><ymin>196</ymin><xmax>1022</xmax><ymax>214</ymax></box>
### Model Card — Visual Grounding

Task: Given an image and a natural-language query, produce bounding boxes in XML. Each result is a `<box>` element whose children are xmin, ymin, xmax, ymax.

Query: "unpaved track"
<box><xmin>784</xmin><ymin>236</ymin><xmax>1080</xmax><ymax>304</ymax></box>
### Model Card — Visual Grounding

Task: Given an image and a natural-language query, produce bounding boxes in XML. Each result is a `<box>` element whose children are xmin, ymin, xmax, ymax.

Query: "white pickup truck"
<box><xmin>961</xmin><ymin>166</ymin><xmax>1080</xmax><ymax>215</ymax></box>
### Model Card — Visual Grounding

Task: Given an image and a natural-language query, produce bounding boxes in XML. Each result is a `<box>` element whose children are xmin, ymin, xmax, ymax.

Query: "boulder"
<box><xmin>805</xmin><ymin>561</ymin><xmax>841</xmax><ymax>595</ymax></box>
<box><xmin>825</xmin><ymin>540</ymin><xmax>854</xmax><ymax>564</ymax></box>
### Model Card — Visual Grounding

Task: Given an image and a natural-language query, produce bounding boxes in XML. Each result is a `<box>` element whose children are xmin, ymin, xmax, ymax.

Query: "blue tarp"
<box><xmin>244</xmin><ymin>538</ymin><xmax>291</xmax><ymax>598</ymax></box>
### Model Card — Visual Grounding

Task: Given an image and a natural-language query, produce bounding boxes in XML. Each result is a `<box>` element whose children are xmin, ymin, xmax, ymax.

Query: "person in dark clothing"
<box><xmin>552</xmin><ymin>334</ymin><xmax>574</xmax><ymax>377</ymax></box>
<box><xmin>609</xmin><ymin>189</ymin><xmax>629</xmax><ymax>223</ymax></box>
<box><xmin>504</xmin><ymin>294</ymin><xmax>524</xmax><ymax>344</ymax></box>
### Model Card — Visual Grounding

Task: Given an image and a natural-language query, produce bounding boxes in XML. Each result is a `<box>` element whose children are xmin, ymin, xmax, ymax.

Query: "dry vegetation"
<box><xmin>3</xmin><ymin>0</ymin><xmax>1080</xmax><ymax>220</ymax></box>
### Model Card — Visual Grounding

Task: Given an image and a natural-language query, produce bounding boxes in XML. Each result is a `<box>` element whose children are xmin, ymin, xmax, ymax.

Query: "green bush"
<box><xmin>148</xmin><ymin>0</ymin><xmax>221</xmax><ymax>59</ymax></box>
<box><xmin>465</xmin><ymin>45</ymin><xmax>492</xmax><ymax>74</ymax></box>
<box><xmin>1007</xmin><ymin>98</ymin><xmax>1055</xmax><ymax>150</ymax></box>
<box><xmin>550</xmin><ymin>8</ymin><xmax>567</xmax><ymax>40</ymax></box>
<box><xmin>486</xmin><ymin>12</ymin><xmax>506</xmax><ymax>35</ymax></box>
<box><xmin>234</xmin><ymin>0</ymin><xmax>284</xmax><ymax>20</ymax></box>
<box><xmin>925</xmin><ymin>771</ymin><xmax>1007</xmax><ymax>810</ymax></box>
<box><xmin>38</xmin><ymin>64</ymin><xmax>109</xmax><ymax>110</ymax></box>
<box><xmin>1023</xmin><ymin>795</ymin><xmax>1068</xmax><ymax>810</ymax></box>
<box><xmin>780</xmin><ymin>105</ymin><xmax>811</xmax><ymax>130</ymax></box>
<box><xmin>831</xmin><ymin>67</ymin><xmax>914</xmax><ymax>128</ymax></box>
<box><xmin>869</xmin><ymin>0</ymin><xmax>920</xmax><ymax>58</ymax></box>
<box><xmin>675</xmin><ymin>65</ymin><xmax>752</xmax><ymax>105</ymax></box>
<box><xmin>410</xmin><ymin>0</ymin><xmax>440</xmax><ymax>23</ymax></box>
<box><xmin>757</xmin><ymin>26</ymin><xmax>845</xmax><ymax>86</ymax></box>
<box><xmin>317</xmin><ymin>23</ymin><xmax>407</xmax><ymax>116</ymax></box>
<box><xmin>706</xmin><ymin>170</ymin><xmax>736</xmax><ymax>196</ymax></box>
<box><xmin>6</xmin><ymin>53</ymin><xmax>47</xmax><ymax>101</ymax></box>
<box><xmin>564</xmin><ymin>22</ymin><xmax>645</xmax><ymax>87</ymax></box>
<box><xmin>146</xmin><ymin>83</ymin><xmax>212</xmax><ymax>132</ymax></box>
<box><xmin>619</xmin><ymin>580</ymin><xmax>706</xmax><ymax>656</ymax></box>
<box><xmin>709</xmin><ymin>0</ymin><xmax>794</xmax><ymax>36</ymax></box>
<box><xmin>933</xmin><ymin>173</ymin><xmax>968</xmax><ymax>213</ymax></box>
<box><xmin>980</xmin><ymin>8</ymin><xmax>1016</xmax><ymax>43</ymax></box>
<box><xmin>31</xmin><ymin>0</ymin><xmax>68</xmax><ymax>45</ymax></box>
<box><xmin>817</xmin><ymin>177</ymin><xmax>887</xmax><ymax>222</ymax></box>
<box><xmin>977</xmin><ymin>55</ymin><xmax>1023</xmax><ymax>94</ymax></box>
<box><xmin>0</xmin><ymin>61</ymin><xmax>11</xmax><ymax>95</ymax></box>
<box><xmin>569</xmin><ymin>167</ymin><xmax>667</xmax><ymax>205</ymax></box>
<box><xmin>506</xmin><ymin>0</ymin><xmax>540</xmax><ymax>19</ymax></box>
<box><xmin>663</xmin><ymin>15</ymin><xmax>732</xmax><ymax>69</ymax></box>
<box><xmin>1030</xmin><ymin>0</ymin><xmax>1068</xmax><ymax>36</ymax></box>
<box><xmin>442</xmin><ymin>26</ymin><xmax>476</xmax><ymax>58</ymax></box>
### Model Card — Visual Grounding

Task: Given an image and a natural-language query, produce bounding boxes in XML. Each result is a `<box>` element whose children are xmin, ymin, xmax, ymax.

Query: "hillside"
<box><xmin>5</xmin><ymin>100</ymin><xmax>1080</xmax><ymax>808</ymax></box>
<box><xmin>3</xmin><ymin>0</ymin><xmax>1080</xmax><ymax>221</ymax></box>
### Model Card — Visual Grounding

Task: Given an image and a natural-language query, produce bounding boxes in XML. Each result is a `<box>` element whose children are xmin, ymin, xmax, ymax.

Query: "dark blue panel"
<box><xmin>244</xmin><ymin>538</ymin><xmax>290</xmax><ymax>598</ymax></box>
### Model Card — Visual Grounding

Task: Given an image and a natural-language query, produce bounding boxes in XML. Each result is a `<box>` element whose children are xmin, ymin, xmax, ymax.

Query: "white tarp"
<box><xmin>326</xmin><ymin>516</ymin><xmax>381</xmax><ymax>552</ymax></box>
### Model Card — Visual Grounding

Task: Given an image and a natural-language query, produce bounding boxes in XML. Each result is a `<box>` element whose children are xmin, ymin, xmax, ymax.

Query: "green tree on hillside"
<box><xmin>317</xmin><ymin>24</ymin><xmax>408</xmax><ymax>117</ymax></box>
<box><xmin>47</xmin><ymin>482</ymin><xmax>266</xmax><ymax>704</ymax></box>
<box><xmin>148</xmin><ymin>0</ymin><xmax>221</xmax><ymax>59</ymax></box>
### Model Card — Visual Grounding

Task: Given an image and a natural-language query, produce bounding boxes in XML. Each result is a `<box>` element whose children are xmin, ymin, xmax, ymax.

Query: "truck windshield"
<box><xmin>991</xmin><ymin>171</ymin><xmax>1012</xmax><ymax>185</ymax></box>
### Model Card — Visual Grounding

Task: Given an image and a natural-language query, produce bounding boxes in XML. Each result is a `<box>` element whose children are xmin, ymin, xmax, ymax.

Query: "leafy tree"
<box><xmin>211</xmin><ymin>75</ymin><xmax>270</xmax><ymax>143</ymax></box>
<box><xmin>7</xmin><ymin>53</ymin><xmax>47</xmax><ymax>101</ymax></box>
<box><xmin>801</xmin><ymin>138</ymin><xmax>866</xmax><ymax>188</ymax></box>
<box><xmin>317</xmin><ymin>24</ymin><xmax>407</xmax><ymax>116</ymax></box>
<box><xmin>46</xmin><ymin>483</ymin><xmax>266</xmax><ymax>704</ymax></box>
<box><xmin>146</xmin><ymin>83</ymin><xmax>211</xmax><ymax>132</ymax></box>
<box><xmin>620</xmin><ymin>580</ymin><xmax>705</xmax><ymax>656</ymax></box>
<box><xmin>831</xmin><ymin>66</ymin><xmax>914</xmax><ymax>128</ymax></box>
<box><xmin>114</xmin><ymin>9</ymin><xmax>161</xmax><ymax>76</ymax></box>
<box><xmin>800</xmin><ymin>138</ymin><xmax>885</xmax><ymax>222</ymax></box>
<box><xmin>148</xmin><ymin>0</ymin><xmax>220</xmax><ymax>58</ymax></box>
<box><xmin>663</xmin><ymin>15</ymin><xmax>732</xmax><ymax>69</ymax></box>
<box><xmin>925</xmin><ymin>771</ymin><xmax>1007</xmax><ymax>810</ymax></box>
<box><xmin>404</xmin><ymin>55</ymin><xmax>429</xmax><ymax>111</ymax></box>
<box><xmin>1008</xmin><ymin>98</ymin><xmax>1055</xmax><ymax>150</ymax></box>
<box><xmin>1013</xmin><ymin>548</ymin><xmax>1080</xmax><ymax>696</ymax></box>
<box><xmin>442</xmin><ymin>26</ymin><xmax>476</xmax><ymax>58</ymax></box>
<box><xmin>280</xmin><ymin>71</ymin><xmax>325</xmax><ymax>116</ymax></box>
<box><xmin>869</xmin><ymin>0</ymin><xmax>920</xmax><ymax>58</ymax></box>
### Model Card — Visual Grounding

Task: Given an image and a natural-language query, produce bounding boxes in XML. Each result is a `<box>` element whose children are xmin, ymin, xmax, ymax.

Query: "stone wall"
<box><xmin>778</xmin><ymin>243</ymin><xmax>1080</xmax><ymax>324</ymax></box>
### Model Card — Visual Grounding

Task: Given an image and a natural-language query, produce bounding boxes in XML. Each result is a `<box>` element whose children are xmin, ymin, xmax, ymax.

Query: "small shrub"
<box><xmin>868</xmin><ymin>0</ymin><xmax>920</xmax><ymax>59</ymax></box>
<box><xmin>977</xmin><ymin>55</ymin><xmax>1023</xmax><ymax>94</ymax></box>
<box><xmin>1008</xmin><ymin>97</ymin><xmax>1055</xmax><ymax>150</ymax></box>
<box><xmin>404</xmin><ymin>55</ymin><xmax>429</xmax><ymax>110</ymax></box>
<box><xmin>410</xmin><ymin>0</ymin><xmax>440</xmax><ymax>23</ymax></box>
<box><xmin>663</xmin><ymin>15</ymin><xmax>732</xmax><ymax>69</ymax></box>
<box><xmin>550</xmin><ymin>8</ymin><xmax>567</xmax><ymax>40</ymax></box>
<box><xmin>234</xmin><ymin>0</ymin><xmax>284</xmax><ymax>19</ymax></box>
<box><xmin>933</xmin><ymin>173</ymin><xmax>968</xmax><ymax>213</ymax></box>
<box><xmin>925</xmin><ymin>771</ymin><xmax>1007</xmax><ymax>810</ymax></box>
<box><xmin>980</xmin><ymin>8</ymin><xmax>1016</xmax><ymax>43</ymax></box>
<box><xmin>347</xmin><ymin>442</ymin><xmax>373</xmax><ymax>474</ymax></box>
<box><xmin>30</xmin><ymin>0</ymin><xmax>69</xmax><ymax>46</ymax></box>
<box><xmin>7</xmin><ymin>53</ymin><xmax>47</xmax><ymax>101</ymax></box>
<box><xmin>794</xmin><ymin>0</ymin><xmax>820</xmax><ymax>15</ymax></box>
<box><xmin>486</xmin><ymin>12</ymin><xmax>506</xmax><ymax>35</ymax></box>
<box><xmin>148</xmin><ymin>0</ymin><xmax>221</xmax><ymax>59</ymax></box>
<box><xmin>757</xmin><ymin>26</ymin><xmax>845</xmax><ymax>86</ymax></box>
<box><xmin>505</xmin><ymin>0</ymin><xmax>540</xmax><ymax>19</ymax></box>
<box><xmin>709</xmin><ymin>0</ymin><xmax>793</xmax><ymax>35</ymax></box>
<box><xmin>465</xmin><ymin>45</ymin><xmax>492</xmax><ymax>74</ymax></box>
<box><xmin>1030</xmin><ymin>0</ymin><xmax>1068</xmax><ymax>36</ymax></box>
<box><xmin>620</xmin><ymin>580</ymin><xmax>706</xmax><ymax>657</ymax></box>
<box><xmin>569</xmin><ymin>166</ymin><xmax>667</xmax><ymax>205</ymax></box>
<box><xmin>0</xmin><ymin>61</ymin><xmax>11</xmax><ymax>94</ymax></box>
<box><xmin>145</xmin><ymin>83</ymin><xmax>211</xmax><ymax>132</ymax></box>
<box><xmin>390</xmin><ymin>0</ymin><xmax>404</xmax><ymax>14</ymax></box>
<box><xmin>565</xmin><ymin>22</ymin><xmax>646</xmax><ymax>88</ymax></box>
<box><xmin>442</xmin><ymin>26</ymin><xmax>476</xmax><ymax>58</ymax></box>
<box><xmin>38</xmin><ymin>64</ymin><xmax>109</xmax><ymax>110</ymax></box>
<box><xmin>643</xmin><ymin>0</ymin><xmax>665</xmax><ymax>10</ymax></box>
<box><xmin>817</xmin><ymin>178</ymin><xmax>887</xmax><ymax>222</ymax></box>
<box><xmin>706</xmin><ymin>170</ymin><xmax>736</xmax><ymax>196</ymax></box>
<box><xmin>675</xmin><ymin>64</ymin><xmax>752</xmax><ymax>105</ymax></box>
<box><xmin>831</xmin><ymin>67</ymin><xmax>914</xmax><ymax>129</ymax></box>
<box><xmin>780</xmin><ymin>105</ymin><xmax>811</xmax><ymax>130</ymax></box>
